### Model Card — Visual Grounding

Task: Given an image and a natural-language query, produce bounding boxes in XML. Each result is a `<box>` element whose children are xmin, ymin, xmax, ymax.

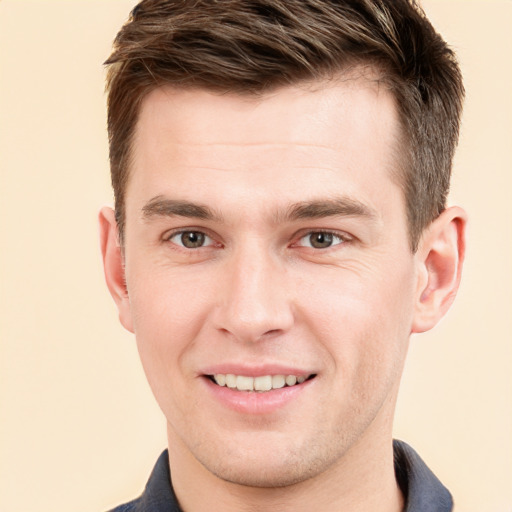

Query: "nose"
<box><xmin>213</xmin><ymin>241</ymin><xmax>294</xmax><ymax>343</ymax></box>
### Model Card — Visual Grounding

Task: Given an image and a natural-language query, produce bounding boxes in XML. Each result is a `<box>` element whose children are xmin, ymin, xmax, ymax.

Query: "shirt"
<box><xmin>108</xmin><ymin>440</ymin><xmax>453</xmax><ymax>511</ymax></box>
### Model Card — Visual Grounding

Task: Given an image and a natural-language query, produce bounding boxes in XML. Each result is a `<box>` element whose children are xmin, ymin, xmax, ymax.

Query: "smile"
<box><xmin>210</xmin><ymin>374</ymin><xmax>313</xmax><ymax>392</ymax></box>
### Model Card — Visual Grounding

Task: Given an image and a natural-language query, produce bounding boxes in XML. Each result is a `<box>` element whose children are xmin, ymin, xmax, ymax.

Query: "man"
<box><xmin>99</xmin><ymin>1</ymin><xmax>466</xmax><ymax>510</ymax></box>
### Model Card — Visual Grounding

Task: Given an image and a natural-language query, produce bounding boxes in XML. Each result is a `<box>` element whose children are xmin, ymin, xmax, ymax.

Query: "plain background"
<box><xmin>0</xmin><ymin>1</ymin><xmax>510</xmax><ymax>511</ymax></box>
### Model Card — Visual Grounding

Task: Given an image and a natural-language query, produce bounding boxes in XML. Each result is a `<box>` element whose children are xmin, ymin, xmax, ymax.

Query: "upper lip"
<box><xmin>199</xmin><ymin>364</ymin><xmax>315</xmax><ymax>377</ymax></box>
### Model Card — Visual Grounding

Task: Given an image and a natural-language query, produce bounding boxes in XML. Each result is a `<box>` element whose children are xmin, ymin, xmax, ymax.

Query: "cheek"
<box><xmin>128</xmin><ymin>258</ymin><xmax>213</xmax><ymax>334</ymax></box>
<box><xmin>125</xmin><ymin>265</ymin><xmax>214</xmax><ymax>398</ymax></box>
<box><xmin>297</xmin><ymin>261</ymin><xmax>415</xmax><ymax>381</ymax></box>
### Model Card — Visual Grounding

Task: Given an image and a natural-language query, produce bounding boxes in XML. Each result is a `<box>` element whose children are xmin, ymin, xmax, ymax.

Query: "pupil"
<box><xmin>310</xmin><ymin>232</ymin><xmax>333</xmax><ymax>248</ymax></box>
<box><xmin>182</xmin><ymin>232</ymin><xmax>204</xmax><ymax>248</ymax></box>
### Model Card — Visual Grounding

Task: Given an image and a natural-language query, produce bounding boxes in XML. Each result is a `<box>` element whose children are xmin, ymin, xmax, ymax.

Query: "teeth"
<box><xmin>272</xmin><ymin>375</ymin><xmax>285</xmax><ymax>389</ymax></box>
<box><xmin>213</xmin><ymin>373</ymin><xmax>310</xmax><ymax>392</ymax></box>
<box><xmin>254</xmin><ymin>375</ymin><xmax>272</xmax><ymax>391</ymax></box>
<box><xmin>285</xmin><ymin>375</ymin><xmax>297</xmax><ymax>386</ymax></box>
<box><xmin>236</xmin><ymin>375</ymin><xmax>254</xmax><ymax>391</ymax></box>
<box><xmin>225</xmin><ymin>374</ymin><xmax>236</xmax><ymax>388</ymax></box>
<box><xmin>215</xmin><ymin>374</ymin><xmax>226</xmax><ymax>386</ymax></box>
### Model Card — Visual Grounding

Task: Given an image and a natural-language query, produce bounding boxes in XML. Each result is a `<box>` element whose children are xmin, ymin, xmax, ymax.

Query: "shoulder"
<box><xmin>106</xmin><ymin>450</ymin><xmax>181</xmax><ymax>512</ymax></box>
<box><xmin>394</xmin><ymin>440</ymin><xmax>453</xmax><ymax>512</ymax></box>
<box><xmin>107</xmin><ymin>500</ymin><xmax>139</xmax><ymax>512</ymax></box>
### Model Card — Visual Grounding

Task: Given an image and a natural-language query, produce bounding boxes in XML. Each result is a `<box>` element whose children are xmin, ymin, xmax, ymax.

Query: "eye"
<box><xmin>168</xmin><ymin>230</ymin><xmax>214</xmax><ymax>249</ymax></box>
<box><xmin>297</xmin><ymin>231</ymin><xmax>347</xmax><ymax>249</ymax></box>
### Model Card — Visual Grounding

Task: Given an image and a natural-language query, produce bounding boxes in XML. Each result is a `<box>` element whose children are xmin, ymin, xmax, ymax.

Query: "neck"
<box><xmin>167</xmin><ymin>417</ymin><xmax>404</xmax><ymax>512</ymax></box>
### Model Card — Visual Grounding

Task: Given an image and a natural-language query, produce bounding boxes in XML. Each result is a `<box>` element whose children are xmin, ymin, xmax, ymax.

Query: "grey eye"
<box><xmin>170</xmin><ymin>231</ymin><xmax>212</xmax><ymax>248</ymax></box>
<box><xmin>309</xmin><ymin>232</ymin><xmax>333</xmax><ymax>248</ymax></box>
<box><xmin>298</xmin><ymin>232</ymin><xmax>345</xmax><ymax>249</ymax></box>
<box><xmin>181</xmin><ymin>232</ymin><xmax>204</xmax><ymax>248</ymax></box>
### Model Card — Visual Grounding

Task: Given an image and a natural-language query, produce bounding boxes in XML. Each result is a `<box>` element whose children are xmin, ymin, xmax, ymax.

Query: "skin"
<box><xmin>100</xmin><ymin>75</ymin><xmax>466</xmax><ymax>512</ymax></box>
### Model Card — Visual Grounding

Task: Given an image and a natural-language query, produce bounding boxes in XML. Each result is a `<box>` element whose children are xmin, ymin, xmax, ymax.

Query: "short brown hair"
<box><xmin>105</xmin><ymin>0</ymin><xmax>464</xmax><ymax>250</ymax></box>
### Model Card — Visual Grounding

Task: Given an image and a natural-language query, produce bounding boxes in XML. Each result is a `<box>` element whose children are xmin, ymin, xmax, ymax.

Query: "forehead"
<box><xmin>128</xmin><ymin>75</ymin><xmax>403</xmax><ymax>216</ymax></box>
<box><xmin>134</xmin><ymin>75</ymin><xmax>398</xmax><ymax>149</ymax></box>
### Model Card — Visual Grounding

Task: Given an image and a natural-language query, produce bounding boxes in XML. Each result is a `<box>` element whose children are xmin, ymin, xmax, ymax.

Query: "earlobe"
<box><xmin>411</xmin><ymin>206</ymin><xmax>467</xmax><ymax>334</ymax></box>
<box><xmin>99</xmin><ymin>207</ymin><xmax>134</xmax><ymax>333</ymax></box>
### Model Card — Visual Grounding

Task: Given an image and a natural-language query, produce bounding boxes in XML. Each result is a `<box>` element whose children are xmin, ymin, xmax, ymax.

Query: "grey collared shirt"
<box><xmin>108</xmin><ymin>440</ymin><xmax>453</xmax><ymax>511</ymax></box>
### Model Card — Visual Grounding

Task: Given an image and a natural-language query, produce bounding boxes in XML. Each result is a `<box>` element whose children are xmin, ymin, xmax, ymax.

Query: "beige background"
<box><xmin>0</xmin><ymin>1</ymin><xmax>510</xmax><ymax>511</ymax></box>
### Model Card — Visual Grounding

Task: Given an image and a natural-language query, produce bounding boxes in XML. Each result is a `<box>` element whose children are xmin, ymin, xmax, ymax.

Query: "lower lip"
<box><xmin>202</xmin><ymin>377</ymin><xmax>314</xmax><ymax>415</ymax></box>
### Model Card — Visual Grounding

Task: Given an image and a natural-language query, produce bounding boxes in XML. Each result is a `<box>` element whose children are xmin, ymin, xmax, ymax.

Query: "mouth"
<box><xmin>207</xmin><ymin>373</ymin><xmax>316</xmax><ymax>392</ymax></box>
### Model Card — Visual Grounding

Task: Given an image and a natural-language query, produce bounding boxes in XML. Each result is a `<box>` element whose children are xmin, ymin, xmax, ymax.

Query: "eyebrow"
<box><xmin>142</xmin><ymin>196</ymin><xmax>222</xmax><ymax>221</ymax></box>
<box><xmin>141</xmin><ymin>195</ymin><xmax>377</xmax><ymax>224</ymax></box>
<box><xmin>281</xmin><ymin>197</ymin><xmax>378</xmax><ymax>223</ymax></box>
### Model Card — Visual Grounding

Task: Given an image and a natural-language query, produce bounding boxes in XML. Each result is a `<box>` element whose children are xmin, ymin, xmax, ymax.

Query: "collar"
<box><xmin>109</xmin><ymin>440</ymin><xmax>453</xmax><ymax>511</ymax></box>
<box><xmin>393</xmin><ymin>439</ymin><xmax>453</xmax><ymax>511</ymax></box>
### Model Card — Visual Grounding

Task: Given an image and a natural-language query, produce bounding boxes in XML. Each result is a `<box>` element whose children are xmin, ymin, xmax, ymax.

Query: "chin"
<box><xmin>206</xmin><ymin>458</ymin><xmax>324</xmax><ymax>489</ymax></box>
<box><xmin>192</xmin><ymin>433</ymin><xmax>342</xmax><ymax>489</ymax></box>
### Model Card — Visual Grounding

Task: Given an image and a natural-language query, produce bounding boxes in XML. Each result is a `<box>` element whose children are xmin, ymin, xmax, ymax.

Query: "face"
<box><xmin>117</xmin><ymin>78</ymin><xmax>420</xmax><ymax>487</ymax></box>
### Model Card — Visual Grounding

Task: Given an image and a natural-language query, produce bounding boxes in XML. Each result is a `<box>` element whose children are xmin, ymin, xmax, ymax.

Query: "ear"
<box><xmin>99</xmin><ymin>207</ymin><xmax>134</xmax><ymax>333</ymax></box>
<box><xmin>411</xmin><ymin>206</ymin><xmax>467</xmax><ymax>334</ymax></box>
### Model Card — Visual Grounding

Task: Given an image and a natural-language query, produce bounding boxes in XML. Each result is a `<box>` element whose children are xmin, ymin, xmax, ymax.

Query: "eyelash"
<box><xmin>163</xmin><ymin>228</ymin><xmax>352</xmax><ymax>251</ymax></box>
<box><xmin>294</xmin><ymin>230</ymin><xmax>352</xmax><ymax>249</ymax></box>
<box><xmin>164</xmin><ymin>229</ymin><xmax>218</xmax><ymax>249</ymax></box>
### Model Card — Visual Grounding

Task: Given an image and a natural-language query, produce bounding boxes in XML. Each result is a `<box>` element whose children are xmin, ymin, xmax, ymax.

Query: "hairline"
<box><xmin>116</xmin><ymin>66</ymin><xmax>418</xmax><ymax>250</ymax></box>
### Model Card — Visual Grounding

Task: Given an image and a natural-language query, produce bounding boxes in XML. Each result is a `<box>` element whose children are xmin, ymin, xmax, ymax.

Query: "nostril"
<box><xmin>261</xmin><ymin>328</ymin><xmax>282</xmax><ymax>338</ymax></box>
